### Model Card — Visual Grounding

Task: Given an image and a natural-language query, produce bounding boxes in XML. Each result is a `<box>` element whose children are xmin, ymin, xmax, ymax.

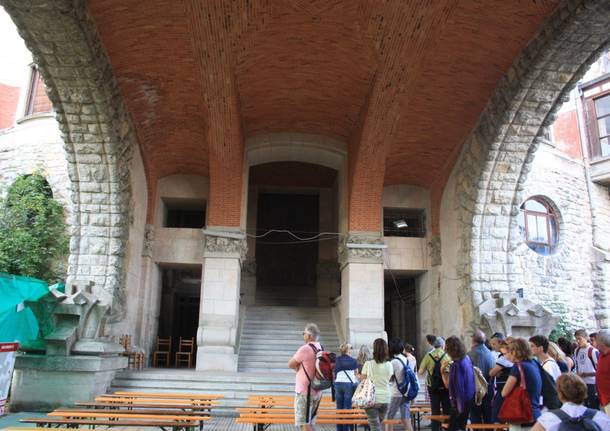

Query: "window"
<box><xmin>163</xmin><ymin>199</ymin><xmax>206</xmax><ymax>228</ymax></box>
<box><xmin>24</xmin><ymin>66</ymin><xmax>52</xmax><ymax>117</ymax></box>
<box><xmin>383</xmin><ymin>208</ymin><xmax>426</xmax><ymax>238</ymax></box>
<box><xmin>585</xmin><ymin>90</ymin><xmax>610</xmax><ymax>159</ymax></box>
<box><xmin>517</xmin><ymin>197</ymin><xmax>559</xmax><ymax>256</ymax></box>
<box><xmin>594</xmin><ymin>94</ymin><xmax>610</xmax><ymax>157</ymax></box>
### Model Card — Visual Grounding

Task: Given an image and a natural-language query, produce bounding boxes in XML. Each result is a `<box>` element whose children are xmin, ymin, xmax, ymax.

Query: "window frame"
<box><xmin>585</xmin><ymin>87</ymin><xmax>610</xmax><ymax>160</ymax></box>
<box><xmin>24</xmin><ymin>66</ymin><xmax>40</xmax><ymax>118</ymax></box>
<box><xmin>520</xmin><ymin>197</ymin><xmax>558</xmax><ymax>254</ymax></box>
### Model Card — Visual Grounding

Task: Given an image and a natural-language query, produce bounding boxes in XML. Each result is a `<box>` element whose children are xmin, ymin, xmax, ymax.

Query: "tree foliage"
<box><xmin>0</xmin><ymin>173</ymin><xmax>68</xmax><ymax>282</ymax></box>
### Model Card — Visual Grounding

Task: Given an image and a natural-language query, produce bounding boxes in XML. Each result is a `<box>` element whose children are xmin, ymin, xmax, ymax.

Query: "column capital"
<box><xmin>202</xmin><ymin>228</ymin><xmax>247</xmax><ymax>260</ymax></box>
<box><xmin>338</xmin><ymin>231</ymin><xmax>386</xmax><ymax>268</ymax></box>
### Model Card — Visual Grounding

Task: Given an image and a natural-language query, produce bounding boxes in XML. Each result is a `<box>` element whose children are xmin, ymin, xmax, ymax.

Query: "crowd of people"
<box><xmin>288</xmin><ymin>323</ymin><xmax>610</xmax><ymax>431</ymax></box>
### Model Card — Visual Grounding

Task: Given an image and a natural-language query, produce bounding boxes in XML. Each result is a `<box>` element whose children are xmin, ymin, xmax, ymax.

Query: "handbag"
<box><xmin>352</xmin><ymin>361</ymin><xmax>376</xmax><ymax>408</ymax></box>
<box><xmin>498</xmin><ymin>362</ymin><xmax>534</xmax><ymax>424</ymax></box>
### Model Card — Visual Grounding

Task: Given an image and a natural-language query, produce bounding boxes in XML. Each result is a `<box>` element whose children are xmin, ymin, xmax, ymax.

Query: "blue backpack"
<box><xmin>394</xmin><ymin>357</ymin><xmax>420</xmax><ymax>401</ymax></box>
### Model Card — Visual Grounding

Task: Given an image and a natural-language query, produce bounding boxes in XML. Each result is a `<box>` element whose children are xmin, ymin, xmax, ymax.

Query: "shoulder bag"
<box><xmin>352</xmin><ymin>360</ymin><xmax>376</xmax><ymax>408</ymax></box>
<box><xmin>498</xmin><ymin>362</ymin><xmax>533</xmax><ymax>424</ymax></box>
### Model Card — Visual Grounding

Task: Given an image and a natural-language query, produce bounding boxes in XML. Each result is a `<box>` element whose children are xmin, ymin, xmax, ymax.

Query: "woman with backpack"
<box><xmin>441</xmin><ymin>336</ymin><xmax>476</xmax><ymax>431</ymax></box>
<box><xmin>386</xmin><ymin>338</ymin><xmax>414</xmax><ymax>431</ymax></box>
<box><xmin>530</xmin><ymin>373</ymin><xmax>610</xmax><ymax>431</ymax></box>
<box><xmin>360</xmin><ymin>338</ymin><xmax>394</xmax><ymax>431</ymax></box>
<box><xmin>334</xmin><ymin>343</ymin><xmax>359</xmax><ymax>431</ymax></box>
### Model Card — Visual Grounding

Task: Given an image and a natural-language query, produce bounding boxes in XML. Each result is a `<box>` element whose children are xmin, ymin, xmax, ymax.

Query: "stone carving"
<box><xmin>429</xmin><ymin>235</ymin><xmax>442</xmax><ymax>267</ymax></box>
<box><xmin>203</xmin><ymin>230</ymin><xmax>247</xmax><ymax>259</ymax></box>
<box><xmin>142</xmin><ymin>224</ymin><xmax>155</xmax><ymax>257</ymax></box>
<box><xmin>476</xmin><ymin>293</ymin><xmax>559</xmax><ymax>338</ymax></box>
<box><xmin>338</xmin><ymin>233</ymin><xmax>385</xmax><ymax>266</ymax></box>
<box><xmin>24</xmin><ymin>281</ymin><xmax>123</xmax><ymax>356</ymax></box>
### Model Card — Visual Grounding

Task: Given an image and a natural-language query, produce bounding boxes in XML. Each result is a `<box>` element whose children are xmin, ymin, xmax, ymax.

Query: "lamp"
<box><xmin>393</xmin><ymin>219</ymin><xmax>408</xmax><ymax>229</ymax></box>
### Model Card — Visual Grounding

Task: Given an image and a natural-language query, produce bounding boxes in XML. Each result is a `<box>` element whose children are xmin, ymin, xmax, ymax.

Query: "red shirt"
<box><xmin>597</xmin><ymin>350</ymin><xmax>610</xmax><ymax>407</ymax></box>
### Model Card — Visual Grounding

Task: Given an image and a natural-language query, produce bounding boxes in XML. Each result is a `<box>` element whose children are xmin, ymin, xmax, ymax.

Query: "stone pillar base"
<box><xmin>196</xmin><ymin>346</ymin><xmax>238</xmax><ymax>372</ymax></box>
<box><xmin>10</xmin><ymin>354</ymin><xmax>127</xmax><ymax>411</ymax></box>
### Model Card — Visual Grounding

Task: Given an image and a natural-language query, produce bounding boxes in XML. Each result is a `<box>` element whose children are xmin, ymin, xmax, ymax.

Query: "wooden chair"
<box><xmin>119</xmin><ymin>334</ymin><xmax>131</xmax><ymax>350</ymax></box>
<box><xmin>175</xmin><ymin>337</ymin><xmax>195</xmax><ymax>368</ymax></box>
<box><xmin>119</xmin><ymin>334</ymin><xmax>145</xmax><ymax>370</ymax></box>
<box><xmin>152</xmin><ymin>336</ymin><xmax>172</xmax><ymax>367</ymax></box>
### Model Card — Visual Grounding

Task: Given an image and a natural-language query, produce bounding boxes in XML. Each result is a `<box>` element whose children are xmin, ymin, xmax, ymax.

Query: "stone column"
<box><xmin>338</xmin><ymin>233</ymin><xmax>387</xmax><ymax>347</ymax></box>
<box><xmin>196</xmin><ymin>229</ymin><xmax>246</xmax><ymax>371</ymax></box>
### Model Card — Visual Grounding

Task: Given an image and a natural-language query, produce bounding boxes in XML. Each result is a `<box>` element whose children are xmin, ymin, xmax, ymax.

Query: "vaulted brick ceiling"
<box><xmin>88</xmin><ymin>0</ymin><xmax>559</xmax><ymax>194</ymax></box>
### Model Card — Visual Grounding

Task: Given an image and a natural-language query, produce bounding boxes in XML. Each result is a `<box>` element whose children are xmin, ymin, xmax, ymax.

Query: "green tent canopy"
<box><xmin>0</xmin><ymin>272</ymin><xmax>64</xmax><ymax>343</ymax></box>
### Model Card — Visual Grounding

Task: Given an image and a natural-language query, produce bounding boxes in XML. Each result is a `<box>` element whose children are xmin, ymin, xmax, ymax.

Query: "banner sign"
<box><xmin>0</xmin><ymin>342</ymin><xmax>19</xmax><ymax>416</ymax></box>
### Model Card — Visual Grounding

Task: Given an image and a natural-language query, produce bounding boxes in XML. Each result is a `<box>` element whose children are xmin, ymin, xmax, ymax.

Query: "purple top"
<box><xmin>449</xmin><ymin>355</ymin><xmax>476</xmax><ymax>413</ymax></box>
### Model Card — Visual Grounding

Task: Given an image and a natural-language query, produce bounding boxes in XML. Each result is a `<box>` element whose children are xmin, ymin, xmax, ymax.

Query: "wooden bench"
<box><xmin>441</xmin><ymin>424</ymin><xmax>509</xmax><ymax>430</ymax></box>
<box><xmin>76</xmin><ymin>401</ymin><xmax>212</xmax><ymax>411</ymax></box>
<box><xmin>112</xmin><ymin>391</ymin><xmax>224</xmax><ymax>400</ymax></box>
<box><xmin>47</xmin><ymin>410</ymin><xmax>210</xmax><ymax>431</ymax></box>
<box><xmin>55</xmin><ymin>407</ymin><xmax>210</xmax><ymax>417</ymax></box>
<box><xmin>237</xmin><ymin>406</ymin><xmax>402</xmax><ymax>431</ymax></box>
<box><xmin>95</xmin><ymin>396</ymin><xmax>218</xmax><ymax>407</ymax></box>
<box><xmin>20</xmin><ymin>417</ymin><xmax>201</xmax><ymax>431</ymax></box>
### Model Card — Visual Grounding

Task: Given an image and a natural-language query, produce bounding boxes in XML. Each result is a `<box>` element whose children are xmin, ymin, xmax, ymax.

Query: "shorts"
<box><xmin>386</xmin><ymin>396</ymin><xmax>410</xmax><ymax>420</ymax></box>
<box><xmin>295</xmin><ymin>391</ymin><xmax>322</xmax><ymax>426</ymax></box>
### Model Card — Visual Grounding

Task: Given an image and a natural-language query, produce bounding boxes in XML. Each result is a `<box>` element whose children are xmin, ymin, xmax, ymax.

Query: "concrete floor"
<box><xmin>0</xmin><ymin>414</ymin><xmax>427</xmax><ymax>431</ymax></box>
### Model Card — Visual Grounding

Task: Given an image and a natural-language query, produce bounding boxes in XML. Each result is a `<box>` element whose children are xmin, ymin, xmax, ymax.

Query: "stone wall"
<box><xmin>445</xmin><ymin>0</ymin><xmax>610</xmax><ymax>333</ymax></box>
<box><xmin>515</xmin><ymin>143</ymin><xmax>597</xmax><ymax>329</ymax></box>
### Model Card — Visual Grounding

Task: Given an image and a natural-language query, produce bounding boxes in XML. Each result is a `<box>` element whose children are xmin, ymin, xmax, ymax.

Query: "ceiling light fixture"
<box><xmin>393</xmin><ymin>219</ymin><xmax>408</xmax><ymax>229</ymax></box>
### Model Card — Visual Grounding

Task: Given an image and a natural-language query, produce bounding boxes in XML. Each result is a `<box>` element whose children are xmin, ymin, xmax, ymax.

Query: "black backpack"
<box><xmin>551</xmin><ymin>408</ymin><xmax>602</xmax><ymax>431</ymax></box>
<box><xmin>429</xmin><ymin>353</ymin><xmax>446</xmax><ymax>392</ymax></box>
<box><xmin>537</xmin><ymin>360</ymin><xmax>561</xmax><ymax>410</ymax></box>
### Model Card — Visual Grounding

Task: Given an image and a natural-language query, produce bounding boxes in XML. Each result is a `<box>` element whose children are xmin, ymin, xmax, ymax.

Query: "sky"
<box><xmin>0</xmin><ymin>6</ymin><xmax>32</xmax><ymax>87</ymax></box>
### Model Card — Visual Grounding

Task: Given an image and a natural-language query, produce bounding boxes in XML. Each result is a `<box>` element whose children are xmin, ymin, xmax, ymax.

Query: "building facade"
<box><xmin>0</xmin><ymin>0</ymin><xmax>609</xmax><ymax>374</ymax></box>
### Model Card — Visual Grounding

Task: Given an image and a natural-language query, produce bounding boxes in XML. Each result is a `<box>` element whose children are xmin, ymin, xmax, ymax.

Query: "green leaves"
<box><xmin>0</xmin><ymin>173</ymin><xmax>68</xmax><ymax>283</ymax></box>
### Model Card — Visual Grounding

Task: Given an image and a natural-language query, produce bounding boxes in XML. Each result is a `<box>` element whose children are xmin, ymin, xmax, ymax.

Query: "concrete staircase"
<box><xmin>108</xmin><ymin>305</ymin><xmax>341</xmax><ymax>416</ymax></box>
<box><xmin>238</xmin><ymin>305</ymin><xmax>341</xmax><ymax>372</ymax></box>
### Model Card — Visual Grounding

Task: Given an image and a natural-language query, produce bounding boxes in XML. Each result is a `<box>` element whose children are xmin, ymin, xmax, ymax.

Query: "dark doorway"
<box><xmin>157</xmin><ymin>266</ymin><xmax>200</xmax><ymax>365</ymax></box>
<box><xmin>256</xmin><ymin>193</ymin><xmax>319</xmax><ymax>294</ymax></box>
<box><xmin>385</xmin><ymin>275</ymin><xmax>417</xmax><ymax>346</ymax></box>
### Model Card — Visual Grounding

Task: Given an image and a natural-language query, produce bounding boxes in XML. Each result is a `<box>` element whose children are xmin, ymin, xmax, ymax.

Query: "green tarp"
<box><xmin>0</xmin><ymin>273</ymin><xmax>63</xmax><ymax>343</ymax></box>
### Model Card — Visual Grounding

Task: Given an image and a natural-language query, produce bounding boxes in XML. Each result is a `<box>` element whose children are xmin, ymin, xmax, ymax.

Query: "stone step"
<box><xmin>237</xmin><ymin>347</ymin><xmax>339</xmax><ymax>356</ymax></box>
<box><xmin>240</xmin><ymin>337</ymin><xmax>338</xmax><ymax>346</ymax></box>
<box><xmin>242</xmin><ymin>321</ymin><xmax>335</xmax><ymax>332</ymax></box>
<box><xmin>114</xmin><ymin>370</ymin><xmax>294</xmax><ymax>383</ymax></box>
<box><xmin>112</xmin><ymin>378</ymin><xmax>293</xmax><ymax>393</ymax></box>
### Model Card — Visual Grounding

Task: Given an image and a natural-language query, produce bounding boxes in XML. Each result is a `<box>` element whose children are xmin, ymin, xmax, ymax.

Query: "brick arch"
<box><xmin>1</xmin><ymin>0</ymin><xmax>137</xmax><ymax>322</ymax></box>
<box><xmin>454</xmin><ymin>0</ymin><xmax>610</xmax><ymax>328</ymax></box>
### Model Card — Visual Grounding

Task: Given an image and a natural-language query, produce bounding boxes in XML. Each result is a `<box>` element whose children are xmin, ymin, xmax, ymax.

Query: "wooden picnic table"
<box><xmin>55</xmin><ymin>407</ymin><xmax>210</xmax><ymax>417</ymax></box>
<box><xmin>441</xmin><ymin>424</ymin><xmax>509</xmax><ymax>430</ymax></box>
<box><xmin>48</xmin><ymin>410</ymin><xmax>210</xmax><ymax>430</ymax></box>
<box><xmin>76</xmin><ymin>401</ymin><xmax>212</xmax><ymax>411</ymax></box>
<box><xmin>20</xmin><ymin>417</ymin><xmax>201</xmax><ymax>431</ymax></box>
<box><xmin>111</xmin><ymin>391</ymin><xmax>224</xmax><ymax>400</ymax></box>
<box><xmin>95</xmin><ymin>396</ymin><xmax>218</xmax><ymax>405</ymax></box>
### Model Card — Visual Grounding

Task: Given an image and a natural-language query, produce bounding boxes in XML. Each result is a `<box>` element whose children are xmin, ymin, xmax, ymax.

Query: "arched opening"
<box><xmin>245</xmin><ymin>161</ymin><xmax>340</xmax><ymax>306</ymax></box>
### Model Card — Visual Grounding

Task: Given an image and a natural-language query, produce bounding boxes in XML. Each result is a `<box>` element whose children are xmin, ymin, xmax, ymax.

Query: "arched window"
<box><xmin>517</xmin><ymin>197</ymin><xmax>559</xmax><ymax>255</ymax></box>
